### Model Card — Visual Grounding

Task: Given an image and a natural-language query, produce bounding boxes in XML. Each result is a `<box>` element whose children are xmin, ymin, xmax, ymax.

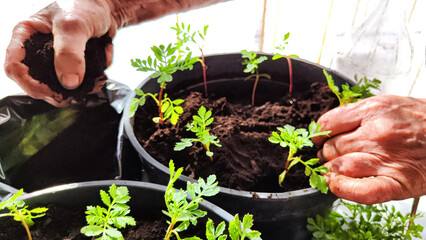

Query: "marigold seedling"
<box><xmin>130</xmin><ymin>41</ymin><xmax>198</xmax><ymax>124</ymax></box>
<box><xmin>241</xmin><ymin>50</ymin><xmax>271</xmax><ymax>106</ymax></box>
<box><xmin>174</xmin><ymin>106</ymin><xmax>222</xmax><ymax>161</ymax></box>
<box><xmin>80</xmin><ymin>184</ymin><xmax>136</xmax><ymax>240</ymax></box>
<box><xmin>0</xmin><ymin>189</ymin><xmax>48</xmax><ymax>240</ymax></box>
<box><xmin>307</xmin><ymin>200</ymin><xmax>424</xmax><ymax>239</ymax></box>
<box><xmin>323</xmin><ymin>70</ymin><xmax>381</xmax><ymax>106</ymax></box>
<box><xmin>272</xmin><ymin>32</ymin><xmax>299</xmax><ymax>94</ymax></box>
<box><xmin>269</xmin><ymin>121</ymin><xmax>331</xmax><ymax>193</ymax></box>
<box><xmin>228</xmin><ymin>214</ymin><xmax>262</xmax><ymax>240</ymax></box>
<box><xmin>163</xmin><ymin>160</ymin><xmax>220</xmax><ymax>240</ymax></box>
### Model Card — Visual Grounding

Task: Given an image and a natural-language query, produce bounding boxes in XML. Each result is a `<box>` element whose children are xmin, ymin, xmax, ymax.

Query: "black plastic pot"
<box><xmin>0</xmin><ymin>180</ymin><xmax>234</xmax><ymax>239</ymax></box>
<box><xmin>122</xmin><ymin>53</ymin><xmax>353</xmax><ymax>239</ymax></box>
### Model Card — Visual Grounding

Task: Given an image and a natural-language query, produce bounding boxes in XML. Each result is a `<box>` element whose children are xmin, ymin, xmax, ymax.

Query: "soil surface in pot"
<box><xmin>134</xmin><ymin>82</ymin><xmax>338</xmax><ymax>192</ymax></box>
<box><xmin>22</xmin><ymin>32</ymin><xmax>111</xmax><ymax>101</ymax></box>
<box><xmin>0</xmin><ymin>203</ymin><xmax>208</xmax><ymax>239</ymax></box>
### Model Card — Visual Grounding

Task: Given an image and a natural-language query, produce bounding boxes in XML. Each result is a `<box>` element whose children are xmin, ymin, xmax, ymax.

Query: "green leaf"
<box><xmin>80</xmin><ymin>225</ymin><xmax>103</xmax><ymax>236</ymax></box>
<box><xmin>100</xmin><ymin>190</ymin><xmax>111</xmax><ymax>207</ymax></box>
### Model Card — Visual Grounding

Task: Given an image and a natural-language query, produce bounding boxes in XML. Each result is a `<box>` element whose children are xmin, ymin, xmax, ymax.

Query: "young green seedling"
<box><xmin>80</xmin><ymin>184</ymin><xmax>136</xmax><ymax>240</ymax></box>
<box><xmin>241</xmin><ymin>50</ymin><xmax>271</xmax><ymax>106</ymax></box>
<box><xmin>323</xmin><ymin>69</ymin><xmax>381</xmax><ymax>106</ymax></box>
<box><xmin>268</xmin><ymin>121</ymin><xmax>331</xmax><ymax>193</ymax></box>
<box><xmin>130</xmin><ymin>89</ymin><xmax>184</xmax><ymax>125</ymax></box>
<box><xmin>163</xmin><ymin>160</ymin><xmax>220</xmax><ymax>240</ymax></box>
<box><xmin>272</xmin><ymin>32</ymin><xmax>299</xmax><ymax>94</ymax></box>
<box><xmin>174</xmin><ymin>106</ymin><xmax>222</xmax><ymax>161</ymax></box>
<box><xmin>307</xmin><ymin>200</ymin><xmax>424</xmax><ymax>239</ymax></box>
<box><xmin>130</xmin><ymin>42</ymin><xmax>198</xmax><ymax>124</ymax></box>
<box><xmin>0</xmin><ymin>189</ymin><xmax>48</xmax><ymax>240</ymax></box>
<box><xmin>172</xmin><ymin>22</ymin><xmax>210</xmax><ymax>97</ymax></box>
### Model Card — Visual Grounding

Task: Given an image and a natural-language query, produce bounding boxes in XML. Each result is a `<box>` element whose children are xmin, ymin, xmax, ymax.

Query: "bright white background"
<box><xmin>0</xmin><ymin>0</ymin><xmax>426</xmax><ymax>237</ymax></box>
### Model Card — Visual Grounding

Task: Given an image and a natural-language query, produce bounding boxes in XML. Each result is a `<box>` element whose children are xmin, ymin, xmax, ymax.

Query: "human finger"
<box><xmin>52</xmin><ymin>15</ymin><xmax>92</xmax><ymax>89</ymax></box>
<box><xmin>325</xmin><ymin>172</ymin><xmax>405</xmax><ymax>205</ymax></box>
<box><xmin>312</xmin><ymin>100</ymin><xmax>373</xmax><ymax>146</ymax></box>
<box><xmin>323</xmin><ymin>152</ymin><xmax>390</xmax><ymax>178</ymax></box>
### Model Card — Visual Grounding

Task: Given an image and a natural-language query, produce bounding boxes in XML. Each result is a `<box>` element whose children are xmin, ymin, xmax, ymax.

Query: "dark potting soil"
<box><xmin>21</xmin><ymin>32</ymin><xmax>111</xmax><ymax>101</ymax></box>
<box><xmin>0</xmin><ymin>204</ymin><xmax>207</xmax><ymax>239</ymax></box>
<box><xmin>134</xmin><ymin>82</ymin><xmax>338</xmax><ymax>192</ymax></box>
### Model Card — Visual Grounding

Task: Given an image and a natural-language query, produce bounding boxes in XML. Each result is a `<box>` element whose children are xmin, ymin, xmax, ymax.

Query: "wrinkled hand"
<box><xmin>312</xmin><ymin>95</ymin><xmax>426</xmax><ymax>205</ymax></box>
<box><xmin>4</xmin><ymin>0</ymin><xmax>117</xmax><ymax>107</ymax></box>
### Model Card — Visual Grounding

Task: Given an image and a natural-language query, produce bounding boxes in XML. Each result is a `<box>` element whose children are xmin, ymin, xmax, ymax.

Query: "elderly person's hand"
<box><xmin>4</xmin><ymin>0</ymin><xmax>117</xmax><ymax>106</ymax></box>
<box><xmin>312</xmin><ymin>95</ymin><xmax>426</xmax><ymax>205</ymax></box>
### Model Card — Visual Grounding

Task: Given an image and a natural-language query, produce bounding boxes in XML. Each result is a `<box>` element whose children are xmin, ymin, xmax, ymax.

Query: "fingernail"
<box><xmin>60</xmin><ymin>74</ymin><xmax>80</xmax><ymax>90</ymax></box>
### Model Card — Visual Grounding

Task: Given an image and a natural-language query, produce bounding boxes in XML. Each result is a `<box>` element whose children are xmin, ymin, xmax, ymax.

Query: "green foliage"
<box><xmin>130</xmin><ymin>36</ymin><xmax>198</xmax><ymax>122</ymax></box>
<box><xmin>269</xmin><ymin>122</ymin><xmax>331</xmax><ymax>193</ymax></box>
<box><xmin>228</xmin><ymin>214</ymin><xmax>262</xmax><ymax>240</ymax></box>
<box><xmin>272</xmin><ymin>32</ymin><xmax>299</xmax><ymax>60</ymax></box>
<box><xmin>0</xmin><ymin>189</ymin><xmax>48</xmax><ymax>240</ymax></box>
<box><xmin>81</xmin><ymin>184</ymin><xmax>136</xmax><ymax>240</ymax></box>
<box><xmin>307</xmin><ymin>200</ymin><xmax>424</xmax><ymax>240</ymax></box>
<box><xmin>129</xmin><ymin>89</ymin><xmax>184</xmax><ymax>125</ymax></box>
<box><xmin>323</xmin><ymin>70</ymin><xmax>381</xmax><ymax>106</ymax></box>
<box><xmin>163</xmin><ymin>160</ymin><xmax>221</xmax><ymax>240</ymax></box>
<box><xmin>241</xmin><ymin>50</ymin><xmax>268</xmax><ymax>74</ymax></box>
<box><xmin>174</xmin><ymin>106</ymin><xmax>222</xmax><ymax>159</ymax></box>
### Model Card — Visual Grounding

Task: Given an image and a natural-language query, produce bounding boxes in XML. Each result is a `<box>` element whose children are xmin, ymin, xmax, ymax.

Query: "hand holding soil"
<box><xmin>4</xmin><ymin>0</ymin><xmax>117</xmax><ymax>106</ymax></box>
<box><xmin>313</xmin><ymin>95</ymin><xmax>426</xmax><ymax>205</ymax></box>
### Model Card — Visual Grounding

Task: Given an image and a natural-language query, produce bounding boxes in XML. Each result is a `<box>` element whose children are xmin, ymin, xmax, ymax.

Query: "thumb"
<box><xmin>52</xmin><ymin>16</ymin><xmax>91</xmax><ymax>89</ymax></box>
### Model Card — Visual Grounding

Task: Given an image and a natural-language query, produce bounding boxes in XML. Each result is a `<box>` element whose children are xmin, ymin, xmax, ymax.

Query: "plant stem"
<box><xmin>252</xmin><ymin>69</ymin><xmax>260</xmax><ymax>106</ymax></box>
<box><xmin>14</xmin><ymin>210</ymin><xmax>32</xmax><ymax>240</ymax></box>
<box><xmin>284</xmin><ymin>56</ymin><xmax>293</xmax><ymax>93</ymax></box>
<box><xmin>409</xmin><ymin>197</ymin><xmax>420</xmax><ymax>227</ymax></box>
<box><xmin>165</xmin><ymin>220</ymin><xmax>176</xmax><ymax>240</ymax></box>
<box><xmin>158</xmin><ymin>84</ymin><xmax>165</xmax><ymax>124</ymax></box>
<box><xmin>200</xmin><ymin>51</ymin><xmax>208</xmax><ymax>97</ymax></box>
<box><xmin>203</xmin><ymin>144</ymin><xmax>213</xmax><ymax>161</ymax></box>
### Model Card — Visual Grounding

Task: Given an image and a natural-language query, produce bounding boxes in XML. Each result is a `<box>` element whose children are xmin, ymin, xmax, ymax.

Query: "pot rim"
<box><xmin>17</xmin><ymin>180</ymin><xmax>234</xmax><ymax>222</ymax></box>
<box><xmin>122</xmin><ymin>53</ymin><xmax>347</xmax><ymax>200</ymax></box>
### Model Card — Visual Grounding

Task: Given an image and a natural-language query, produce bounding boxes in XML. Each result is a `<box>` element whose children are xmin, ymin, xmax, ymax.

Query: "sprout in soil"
<box><xmin>130</xmin><ymin>41</ymin><xmax>198</xmax><ymax>125</ymax></box>
<box><xmin>174</xmin><ymin>106</ymin><xmax>222</xmax><ymax>161</ymax></box>
<box><xmin>172</xmin><ymin>22</ymin><xmax>210</xmax><ymax>97</ymax></box>
<box><xmin>323</xmin><ymin>69</ymin><xmax>381</xmax><ymax>106</ymax></box>
<box><xmin>80</xmin><ymin>184</ymin><xmax>136</xmax><ymax>240</ymax></box>
<box><xmin>241</xmin><ymin>50</ymin><xmax>271</xmax><ymax>106</ymax></box>
<box><xmin>272</xmin><ymin>32</ymin><xmax>299</xmax><ymax>94</ymax></box>
<box><xmin>164</xmin><ymin>160</ymin><xmax>261</xmax><ymax>240</ymax></box>
<box><xmin>163</xmin><ymin>159</ymin><xmax>220</xmax><ymax>240</ymax></box>
<box><xmin>268</xmin><ymin>121</ymin><xmax>331</xmax><ymax>193</ymax></box>
<box><xmin>0</xmin><ymin>189</ymin><xmax>48</xmax><ymax>240</ymax></box>
<box><xmin>307</xmin><ymin>200</ymin><xmax>424</xmax><ymax>239</ymax></box>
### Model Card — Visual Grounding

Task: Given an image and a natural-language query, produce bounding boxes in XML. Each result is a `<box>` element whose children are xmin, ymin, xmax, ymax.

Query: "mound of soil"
<box><xmin>22</xmin><ymin>32</ymin><xmax>111</xmax><ymax>101</ymax></box>
<box><xmin>134</xmin><ymin>82</ymin><xmax>338</xmax><ymax>192</ymax></box>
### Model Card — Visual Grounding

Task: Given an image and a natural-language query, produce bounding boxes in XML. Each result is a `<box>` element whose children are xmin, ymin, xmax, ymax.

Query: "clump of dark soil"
<box><xmin>21</xmin><ymin>32</ymin><xmax>111</xmax><ymax>101</ymax></box>
<box><xmin>134</xmin><ymin>82</ymin><xmax>338</xmax><ymax>193</ymax></box>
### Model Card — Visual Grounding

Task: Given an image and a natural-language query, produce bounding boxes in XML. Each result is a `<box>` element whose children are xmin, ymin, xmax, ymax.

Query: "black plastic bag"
<box><xmin>0</xmin><ymin>80</ymin><xmax>131</xmax><ymax>192</ymax></box>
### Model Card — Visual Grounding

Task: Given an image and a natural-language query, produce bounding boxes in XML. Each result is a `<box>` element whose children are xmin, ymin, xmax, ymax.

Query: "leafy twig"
<box><xmin>80</xmin><ymin>184</ymin><xmax>136</xmax><ymax>240</ymax></box>
<box><xmin>163</xmin><ymin>160</ymin><xmax>220</xmax><ymax>240</ymax></box>
<box><xmin>323</xmin><ymin>70</ymin><xmax>381</xmax><ymax>106</ymax></box>
<box><xmin>307</xmin><ymin>200</ymin><xmax>424</xmax><ymax>239</ymax></box>
<box><xmin>0</xmin><ymin>189</ymin><xmax>48</xmax><ymax>240</ymax></box>
<box><xmin>241</xmin><ymin>50</ymin><xmax>270</xmax><ymax>106</ymax></box>
<box><xmin>131</xmin><ymin>42</ymin><xmax>198</xmax><ymax>124</ymax></box>
<box><xmin>174</xmin><ymin>106</ymin><xmax>222</xmax><ymax>161</ymax></box>
<box><xmin>272</xmin><ymin>32</ymin><xmax>299</xmax><ymax>94</ymax></box>
<box><xmin>268</xmin><ymin>122</ymin><xmax>331</xmax><ymax>193</ymax></box>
